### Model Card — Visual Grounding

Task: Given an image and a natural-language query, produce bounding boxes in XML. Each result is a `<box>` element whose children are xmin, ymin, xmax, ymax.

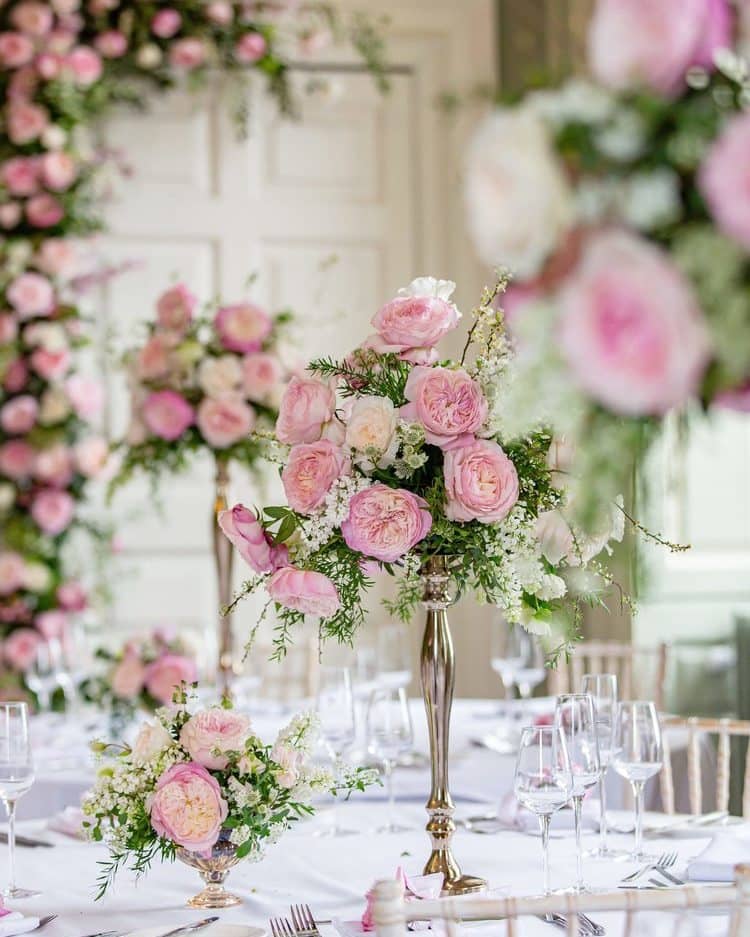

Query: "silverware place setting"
<box><xmin>619</xmin><ymin>851</ymin><xmax>685</xmax><ymax>888</ymax></box>
<box><xmin>77</xmin><ymin>917</ymin><xmax>218</xmax><ymax>937</ymax></box>
<box><xmin>538</xmin><ymin>911</ymin><xmax>605</xmax><ymax>936</ymax></box>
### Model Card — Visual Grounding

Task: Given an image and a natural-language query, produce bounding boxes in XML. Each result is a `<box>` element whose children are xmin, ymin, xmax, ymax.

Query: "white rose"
<box><xmin>0</xmin><ymin>483</ymin><xmax>15</xmax><ymax>512</ymax></box>
<box><xmin>23</xmin><ymin>322</ymin><xmax>68</xmax><ymax>352</ymax></box>
<box><xmin>41</xmin><ymin>125</ymin><xmax>67</xmax><ymax>151</ymax></box>
<box><xmin>398</xmin><ymin>276</ymin><xmax>456</xmax><ymax>302</ymax></box>
<box><xmin>136</xmin><ymin>44</ymin><xmax>162</xmax><ymax>69</ymax></box>
<box><xmin>22</xmin><ymin>562</ymin><xmax>52</xmax><ymax>593</ymax></box>
<box><xmin>198</xmin><ymin>355</ymin><xmax>243</xmax><ymax>397</ymax></box>
<box><xmin>345</xmin><ymin>395</ymin><xmax>398</xmax><ymax>470</ymax></box>
<box><xmin>39</xmin><ymin>387</ymin><xmax>71</xmax><ymax>425</ymax></box>
<box><xmin>465</xmin><ymin>109</ymin><xmax>573</xmax><ymax>278</ymax></box>
<box><xmin>131</xmin><ymin>720</ymin><xmax>172</xmax><ymax>763</ymax></box>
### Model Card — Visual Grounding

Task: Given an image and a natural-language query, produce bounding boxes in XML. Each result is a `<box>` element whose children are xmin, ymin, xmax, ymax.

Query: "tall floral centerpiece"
<box><xmin>113</xmin><ymin>284</ymin><xmax>292</xmax><ymax>694</ymax></box>
<box><xmin>83</xmin><ymin>688</ymin><xmax>374</xmax><ymax>907</ymax></box>
<box><xmin>219</xmin><ymin>275</ymin><xmax>624</xmax><ymax>893</ymax></box>
<box><xmin>464</xmin><ymin>0</ymin><xmax>750</xmax><ymax>525</ymax></box>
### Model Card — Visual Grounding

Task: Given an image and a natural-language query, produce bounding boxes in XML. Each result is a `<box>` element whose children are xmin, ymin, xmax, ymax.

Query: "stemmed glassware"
<box><xmin>316</xmin><ymin>666</ymin><xmax>357</xmax><ymax>837</ymax></box>
<box><xmin>514</xmin><ymin>725</ymin><xmax>573</xmax><ymax>895</ymax></box>
<box><xmin>612</xmin><ymin>701</ymin><xmax>663</xmax><ymax>862</ymax></box>
<box><xmin>554</xmin><ymin>693</ymin><xmax>601</xmax><ymax>894</ymax></box>
<box><xmin>375</xmin><ymin>624</ymin><xmax>412</xmax><ymax>691</ymax></box>
<box><xmin>0</xmin><ymin>702</ymin><xmax>38</xmax><ymax>898</ymax></box>
<box><xmin>366</xmin><ymin>687</ymin><xmax>414</xmax><ymax>833</ymax></box>
<box><xmin>25</xmin><ymin>639</ymin><xmax>64</xmax><ymax>715</ymax></box>
<box><xmin>581</xmin><ymin>673</ymin><xmax>624</xmax><ymax>860</ymax></box>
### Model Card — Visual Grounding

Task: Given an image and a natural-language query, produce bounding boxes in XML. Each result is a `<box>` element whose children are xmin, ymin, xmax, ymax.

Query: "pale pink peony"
<box><xmin>31</xmin><ymin>488</ymin><xmax>75</xmax><ymax>535</ymax></box>
<box><xmin>95</xmin><ymin>29</ymin><xmax>127</xmax><ymax>58</ymax></box>
<box><xmin>0</xmin><ymin>552</ymin><xmax>26</xmax><ymax>596</ymax></box>
<box><xmin>36</xmin><ymin>52</ymin><xmax>62</xmax><ymax>79</ymax></box>
<box><xmin>65</xmin><ymin>46</ymin><xmax>102</xmax><ymax>85</ymax></box>
<box><xmin>443</xmin><ymin>438</ymin><xmax>519</xmax><ymax>524</ymax></box>
<box><xmin>0</xmin><ymin>203</ymin><xmax>22</xmax><ymax>229</ymax></box>
<box><xmin>341</xmin><ymin>484</ymin><xmax>432</xmax><ymax>562</ymax></box>
<box><xmin>0</xmin><ymin>440</ymin><xmax>36</xmax><ymax>480</ymax></box>
<box><xmin>57</xmin><ymin>580</ymin><xmax>87</xmax><ymax>611</ymax></box>
<box><xmin>111</xmin><ymin>652</ymin><xmax>146</xmax><ymax>699</ymax></box>
<box><xmin>136</xmin><ymin>334</ymin><xmax>172</xmax><ymax>380</ymax></box>
<box><xmin>39</xmin><ymin>152</ymin><xmax>77</xmax><ymax>191</ymax></box>
<box><xmin>34</xmin><ymin>443</ymin><xmax>73</xmax><ymax>487</ymax></box>
<box><xmin>218</xmin><ymin>504</ymin><xmax>288</xmax><ymax>574</ymax></box>
<box><xmin>35</xmin><ymin>239</ymin><xmax>78</xmax><ymax>277</ymax></box>
<box><xmin>282</xmin><ymin>440</ymin><xmax>350</xmax><ymax>514</ymax></box>
<box><xmin>26</xmin><ymin>193</ymin><xmax>64</xmax><ymax>228</ymax></box>
<box><xmin>588</xmin><ymin>0</ymin><xmax>732</xmax><ymax>95</ymax></box>
<box><xmin>30</xmin><ymin>347</ymin><xmax>71</xmax><ymax>381</ymax></box>
<box><xmin>35</xmin><ymin>610</ymin><xmax>68</xmax><ymax>640</ymax></box>
<box><xmin>3</xmin><ymin>628</ymin><xmax>41</xmax><ymax>672</ymax></box>
<box><xmin>699</xmin><ymin>111</ymin><xmax>750</xmax><ymax>251</ymax></box>
<box><xmin>275</xmin><ymin>375</ymin><xmax>336</xmax><ymax>444</ymax></box>
<box><xmin>149</xmin><ymin>762</ymin><xmax>228</xmax><ymax>854</ymax></box>
<box><xmin>7</xmin><ymin>272</ymin><xmax>54</xmax><ymax>318</ymax></box>
<box><xmin>401</xmin><ymin>366</ymin><xmax>488</xmax><ymax>448</ymax></box>
<box><xmin>206</xmin><ymin>2</ymin><xmax>233</xmax><ymax>25</ymax></box>
<box><xmin>169</xmin><ymin>37</ymin><xmax>206</xmax><ymax>70</ymax></box>
<box><xmin>371</xmin><ymin>277</ymin><xmax>460</xmax><ymax>355</ymax></box>
<box><xmin>3</xmin><ymin>359</ymin><xmax>29</xmax><ymax>393</ymax></box>
<box><xmin>180</xmin><ymin>708</ymin><xmax>251</xmax><ymax>770</ymax></box>
<box><xmin>267</xmin><ymin>566</ymin><xmax>341</xmax><ymax>618</ymax></box>
<box><xmin>1</xmin><ymin>395</ymin><xmax>38</xmax><ymax>434</ymax></box>
<box><xmin>156</xmin><ymin>283</ymin><xmax>196</xmax><ymax>334</ymax></box>
<box><xmin>196</xmin><ymin>395</ymin><xmax>255</xmax><ymax>448</ymax></box>
<box><xmin>558</xmin><ymin>230</ymin><xmax>711</xmax><ymax>415</ymax></box>
<box><xmin>235</xmin><ymin>32</ymin><xmax>267</xmax><ymax>63</ymax></box>
<box><xmin>0</xmin><ymin>32</ymin><xmax>34</xmax><ymax>68</ymax></box>
<box><xmin>8</xmin><ymin>102</ymin><xmax>48</xmax><ymax>144</ymax></box>
<box><xmin>151</xmin><ymin>9</ymin><xmax>182</xmax><ymax>38</ymax></box>
<box><xmin>145</xmin><ymin>653</ymin><xmax>198</xmax><ymax>706</ymax></box>
<box><xmin>214</xmin><ymin>303</ymin><xmax>272</xmax><ymax>353</ymax></box>
<box><xmin>65</xmin><ymin>375</ymin><xmax>104</xmax><ymax>421</ymax></box>
<box><xmin>11</xmin><ymin>2</ymin><xmax>53</xmax><ymax>36</ymax></box>
<box><xmin>142</xmin><ymin>390</ymin><xmax>194</xmax><ymax>441</ymax></box>
<box><xmin>1</xmin><ymin>157</ymin><xmax>38</xmax><ymax>196</ymax></box>
<box><xmin>242</xmin><ymin>352</ymin><xmax>283</xmax><ymax>404</ymax></box>
<box><xmin>74</xmin><ymin>435</ymin><xmax>109</xmax><ymax>477</ymax></box>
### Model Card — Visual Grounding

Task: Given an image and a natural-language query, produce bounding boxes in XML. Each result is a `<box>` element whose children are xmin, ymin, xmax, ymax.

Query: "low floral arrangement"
<box><xmin>219</xmin><ymin>275</ymin><xmax>625</xmax><ymax>659</ymax></box>
<box><xmin>464</xmin><ymin>0</ymin><xmax>750</xmax><ymax>523</ymax></box>
<box><xmin>81</xmin><ymin>626</ymin><xmax>198</xmax><ymax>724</ymax></box>
<box><xmin>82</xmin><ymin>688</ymin><xmax>374</xmax><ymax>896</ymax></box>
<box><xmin>111</xmin><ymin>283</ymin><xmax>293</xmax><ymax>491</ymax></box>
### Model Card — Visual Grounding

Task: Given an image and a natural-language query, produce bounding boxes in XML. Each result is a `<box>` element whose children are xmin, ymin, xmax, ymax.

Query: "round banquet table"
<box><xmin>7</xmin><ymin>803</ymin><xmax>737</xmax><ymax>937</ymax></box>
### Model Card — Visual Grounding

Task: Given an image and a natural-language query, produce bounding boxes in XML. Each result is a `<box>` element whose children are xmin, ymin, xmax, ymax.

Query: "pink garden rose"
<box><xmin>31</xmin><ymin>488</ymin><xmax>75</xmax><ymax>535</ymax></box>
<box><xmin>151</xmin><ymin>8</ymin><xmax>182</xmax><ymax>38</ymax></box>
<box><xmin>7</xmin><ymin>272</ymin><xmax>54</xmax><ymax>318</ymax></box>
<box><xmin>3</xmin><ymin>628</ymin><xmax>41</xmax><ymax>672</ymax></box>
<box><xmin>65</xmin><ymin>375</ymin><xmax>104</xmax><ymax>421</ymax></box>
<box><xmin>35</xmin><ymin>609</ymin><xmax>68</xmax><ymax>640</ymax></box>
<box><xmin>443</xmin><ymin>438</ymin><xmax>519</xmax><ymax>524</ymax></box>
<box><xmin>267</xmin><ymin>566</ymin><xmax>341</xmax><ymax>618</ymax></box>
<box><xmin>156</xmin><ymin>284</ymin><xmax>196</xmax><ymax>334</ymax></box>
<box><xmin>2</xmin><ymin>157</ymin><xmax>38</xmax><ymax>196</ymax></box>
<box><xmin>218</xmin><ymin>504</ymin><xmax>288</xmax><ymax>574</ymax></box>
<box><xmin>588</xmin><ymin>0</ymin><xmax>732</xmax><ymax>95</ymax></box>
<box><xmin>34</xmin><ymin>443</ymin><xmax>73</xmax><ymax>487</ymax></box>
<box><xmin>341</xmin><ymin>484</ymin><xmax>432</xmax><ymax>562</ymax></box>
<box><xmin>0</xmin><ymin>32</ymin><xmax>34</xmax><ymax>68</ymax></box>
<box><xmin>558</xmin><ymin>231</ymin><xmax>711</xmax><ymax>415</ymax></box>
<box><xmin>0</xmin><ymin>552</ymin><xmax>26</xmax><ymax>596</ymax></box>
<box><xmin>142</xmin><ymin>390</ymin><xmax>194</xmax><ymax>441</ymax></box>
<box><xmin>94</xmin><ymin>29</ymin><xmax>127</xmax><ymax>58</ymax></box>
<box><xmin>401</xmin><ymin>366</ymin><xmax>488</xmax><ymax>448</ymax></box>
<box><xmin>179</xmin><ymin>708</ymin><xmax>251</xmax><ymax>770</ymax></box>
<box><xmin>35</xmin><ymin>239</ymin><xmax>78</xmax><ymax>277</ymax></box>
<box><xmin>196</xmin><ymin>395</ymin><xmax>255</xmax><ymax>448</ymax></box>
<box><xmin>111</xmin><ymin>652</ymin><xmax>146</xmax><ymax>699</ymax></box>
<box><xmin>370</xmin><ymin>277</ymin><xmax>460</xmax><ymax>355</ymax></box>
<box><xmin>699</xmin><ymin>111</ymin><xmax>750</xmax><ymax>251</ymax></box>
<box><xmin>26</xmin><ymin>193</ymin><xmax>64</xmax><ymax>228</ymax></box>
<box><xmin>40</xmin><ymin>152</ymin><xmax>77</xmax><ymax>191</ymax></box>
<box><xmin>1</xmin><ymin>395</ymin><xmax>38</xmax><ymax>434</ymax></box>
<box><xmin>57</xmin><ymin>580</ymin><xmax>87</xmax><ymax>611</ymax></box>
<box><xmin>136</xmin><ymin>334</ymin><xmax>173</xmax><ymax>381</ymax></box>
<box><xmin>31</xmin><ymin>347</ymin><xmax>71</xmax><ymax>381</ymax></box>
<box><xmin>0</xmin><ymin>203</ymin><xmax>22</xmax><ymax>229</ymax></box>
<box><xmin>169</xmin><ymin>38</ymin><xmax>206</xmax><ymax>70</ymax></box>
<box><xmin>0</xmin><ymin>440</ymin><xmax>36</xmax><ymax>480</ymax></box>
<box><xmin>8</xmin><ymin>103</ymin><xmax>48</xmax><ymax>144</ymax></box>
<box><xmin>214</xmin><ymin>303</ymin><xmax>272</xmax><ymax>353</ymax></box>
<box><xmin>206</xmin><ymin>2</ymin><xmax>233</xmax><ymax>24</ymax></box>
<box><xmin>74</xmin><ymin>435</ymin><xmax>109</xmax><ymax>478</ymax></box>
<box><xmin>145</xmin><ymin>653</ymin><xmax>198</xmax><ymax>706</ymax></box>
<box><xmin>275</xmin><ymin>375</ymin><xmax>336</xmax><ymax>444</ymax></box>
<box><xmin>11</xmin><ymin>2</ymin><xmax>53</xmax><ymax>36</ymax></box>
<box><xmin>149</xmin><ymin>762</ymin><xmax>228</xmax><ymax>855</ymax></box>
<box><xmin>242</xmin><ymin>352</ymin><xmax>283</xmax><ymax>404</ymax></box>
<box><xmin>65</xmin><ymin>46</ymin><xmax>103</xmax><ymax>85</ymax></box>
<box><xmin>282</xmin><ymin>440</ymin><xmax>350</xmax><ymax>514</ymax></box>
<box><xmin>235</xmin><ymin>32</ymin><xmax>267</xmax><ymax>63</ymax></box>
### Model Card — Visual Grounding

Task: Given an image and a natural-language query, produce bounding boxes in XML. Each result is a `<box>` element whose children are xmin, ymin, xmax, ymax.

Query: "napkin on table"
<box><xmin>0</xmin><ymin>912</ymin><xmax>41</xmax><ymax>937</ymax></box>
<box><xmin>333</xmin><ymin>867</ymin><xmax>444</xmax><ymax>936</ymax></box>
<box><xmin>47</xmin><ymin>806</ymin><xmax>86</xmax><ymax>839</ymax></box>
<box><xmin>687</xmin><ymin>827</ymin><xmax>750</xmax><ymax>882</ymax></box>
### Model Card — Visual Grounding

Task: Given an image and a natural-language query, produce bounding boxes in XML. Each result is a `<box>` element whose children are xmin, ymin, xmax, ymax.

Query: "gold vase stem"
<box><xmin>420</xmin><ymin>556</ymin><xmax>486</xmax><ymax>896</ymax></box>
<box><xmin>213</xmin><ymin>458</ymin><xmax>234</xmax><ymax>698</ymax></box>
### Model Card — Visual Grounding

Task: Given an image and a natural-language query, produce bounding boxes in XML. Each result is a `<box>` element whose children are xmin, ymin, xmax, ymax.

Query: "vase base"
<box><xmin>187</xmin><ymin>888</ymin><xmax>242</xmax><ymax>909</ymax></box>
<box><xmin>441</xmin><ymin>873</ymin><xmax>487</xmax><ymax>897</ymax></box>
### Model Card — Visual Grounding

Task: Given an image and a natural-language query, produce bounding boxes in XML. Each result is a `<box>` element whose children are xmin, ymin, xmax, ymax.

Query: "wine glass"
<box><xmin>375</xmin><ymin>624</ymin><xmax>411</xmax><ymax>690</ymax></box>
<box><xmin>316</xmin><ymin>666</ymin><xmax>357</xmax><ymax>837</ymax></box>
<box><xmin>514</xmin><ymin>725</ymin><xmax>573</xmax><ymax>895</ymax></box>
<box><xmin>490</xmin><ymin>624</ymin><xmax>524</xmax><ymax>706</ymax></box>
<box><xmin>554</xmin><ymin>693</ymin><xmax>601</xmax><ymax>893</ymax></box>
<box><xmin>366</xmin><ymin>687</ymin><xmax>413</xmax><ymax>833</ymax></box>
<box><xmin>0</xmin><ymin>702</ymin><xmax>38</xmax><ymax>898</ymax></box>
<box><xmin>25</xmin><ymin>639</ymin><xmax>63</xmax><ymax>715</ymax></box>
<box><xmin>612</xmin><ymin>701</ymin><xmax>663</xmax><ymax>862</ymax></box>
<box><xmin>581</xmin><ymin>673</ymin><xmax>625</xmax><ymax>860</ymax></box>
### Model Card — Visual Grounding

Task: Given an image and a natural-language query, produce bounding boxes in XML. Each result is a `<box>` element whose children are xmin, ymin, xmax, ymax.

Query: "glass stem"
<box><xmin>573</xmin><ymin>794</ymin><xmax>584</xmax><ymax>891</ymax></box>
<box><xmin>539</xmin><ymin>813</ymin><xmax>552</xmax><ymax>895</ymax></box>
<box><xmin>599</xmin><ymin>770</ymin><xmax>608</xmax><ymax>854</ymax></box>
<box><xmin>385</xmin><ymin>761</ymin><xmax>395</xmax><ymax>827</ymax></box>
<box><xmin>632</xmin><ymin>781</ymin><xmax>645</xmax><ymax>858</ymax></box>
<box><xmin>6</xmin><ymin>799</ymin><xmax>16</xmax><ymax>892</ymax></box>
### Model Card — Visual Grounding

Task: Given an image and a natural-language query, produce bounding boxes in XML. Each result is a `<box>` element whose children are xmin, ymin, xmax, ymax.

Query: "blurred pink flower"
<box><xmin>8</xmin><ymin>102</ymin><xmax>49</xmax><ymax>144</ymax></box>
<box><xmin>0</xmin><ymin>32</ymin><xmax>34</xmax><ymax>68</ymax></box>
<box><xmin>0</xmin><ymin>440</ymin><xmax>36</xmax><ymax>480</ymax></box>
<box><xmin>26</xmin><ymin>193</ymin><xmax>64</xmax><ymax>228</ymax></box>
<box><xmin>169</xmin><ymin>38</ymin><xmax>206</xmax><ymax>70</ymax></box>
<box><xmin>0</xmin><ymin>203</ymin><xmax>22</xmax><ymax>229</ymax></box>
<box><xmin>145</xmin><ymin>653</ymin><xmax>198</xmax><ymax>706</ymax></box>
<box><xmin>57</xmin><ymin>580</ymin><xmax>87</xmax><ymax>612</ymax></box>
<box><xmin>235</xmin><ymin>32</ymin><xmax>267</xmax><ymax>63</ymax></box>
<box><xmin>3</xmin><ymin>359</ymin><xmax>29</xmax><ymax>393</ymax></box>
<box><xmin>214</xmin><ymin>303</ymin><xmax>272</xmax><ymax>353</ymax></box>
<box><xmin>34</xmin><ymin>443</ymin><xmax>73</xmax><ymax>487</ymax></box>
<box><xmin>30</xmin><ymin>347</ymin><xmax>71</xmax><ymax>381</ymax></box>
<box><xmin>1</xmin><ymin>157</ymin><xmax>38</xmax><ymax>196</ymax></box>
<box><xmin>242</xmin><ymin>352</ymin><xmax>282</xmax><ymax>404</ymax></box>
<box><xmin>11</xmin><ymin>2</ymin><xmax>54</xmax><ymax>36</ymax></box>
<box><xmin>95</xmin><ymin>29</ymin><xmax>128</xmax><ymax>58</ymax></box>
<box><xmin>196</xmin><ymin>395</ymin><xmax>255</xmax><ymax>448</ymax></box>
<box><xmin>35</xmin><ymin>239</ymin><xmax>78</xmax><ymax>277</ymax></box>
<box><xmin>35</xmin><ymin>610</ymin><xmax>68</xmax><ymax>640</ymax></box>
<box><xmin>267</xmin><ymin>566</ymin><xmax>341</xmax><ymax>618</ymax></box>
<box><xmin>111</xmin><ymin>652</ymin><xmax>146</xmax><ymax>699</ymax></box>
<box><xmin>156</xmin><ymin>283</ymin><xmax>196</xmax><ymax>335</ymax></box>
<box><xmin>1</xmin><ymin>395</ymin><xmax>38</xmax><ymax>434</ymax></box>
<box><xmin>206</xmin><ymin>2</ymin><xmax>233</xmax><ymax>24</ymax></box>
<box><xmin>31</xmin><ymin>488</ymin><xmax>75</xmax><ymax>536</ymax></box>
<box><xmin>40</xmin><ymin>151</ymin><xmax>77</xmax><ymax>191</ymax></box>
<box><xmin>65</xmin><ymin>46</ymin><xmax>103</xmax><ymax>85</ymax></box>
<box><xmin>699</xmin><ymin>110</ymin><xmax>750</xmax><ymax>251</ymax></box>
<box><xmin>151</xmin><ymin>9</ymin><xmax>182</xmax><ymax>38</ymax></box>
<box><xmin>136</xmin><ymin>334</ymin><xmax>173</xmax><ymax>380</ymax></box>
<box><xmin>3</xmin><ymin>628</ymin><xmax>41</xmax><ymax>672</ymax></box>
<box><xmin>341</xmin><ymin>484</ymin><xmax>432</xmax><ymax>562</ymax></box>
<box><xmin>142</xmin><ymin>390</ymin><xmax>194</xmax><ymax>441</ymax></box>
<box><xmin>65</xmin><ymin>375</ymin><xmax>104</xmax><ymax>421</ymax></box>
<box><xmin>7</xmin><ymin>272</ymin><xmax>54</xmax><ymax>317</ymax></box>
<box><xmin>74</xmin><ymin>435</ymin><xmax>109</xmax><ymax>478</ymax></box>
<box><xmin>0</xmin><ymin>553</ymin><xmax>27</xmax><ymax>596</ymax></box>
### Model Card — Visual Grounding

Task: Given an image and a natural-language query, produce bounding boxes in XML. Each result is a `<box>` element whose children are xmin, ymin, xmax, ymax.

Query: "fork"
<box><xmin>620</xmin><ymin>850</ymin><xmax>677</xmax><ymax>884</ymax></box>
<box><xmin>539</xmin><ymin>912</ymin><xmax>597</xmax><ymax>936</ymax></box>
<box><xmin>290</xmin><ymin>905</ymin><xmax>321</xmax><ymax>937</ymax></box>
<box><xmin>270</xmin><ymin>919</ymin><xmax>296</xmax><ymax>937</ymax></box>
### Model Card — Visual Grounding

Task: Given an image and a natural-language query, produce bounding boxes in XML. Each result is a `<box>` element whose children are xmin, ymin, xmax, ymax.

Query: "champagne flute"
<box><xmin>0</xmin><ymin>702</ymin><xmax>38</xmax><ymax>898</ymax></box>
<box><xmin>514</xmin><ymin>725</ymin><xmax>573</xmax><ymax>895</ymax></box>
<box><xmin>316</xmin><ymin>666</ymin><xmax>356</xmax><ymax>837</ymax></box>
<box><xmin>366</xmin><ymin>687</ymin><xmax>413</xmax><ymax>832</ymax></box>
<box><xmin>581</xmin><ymin>673</ymin><xmax>625</xmax><ymax>859</ymax></box>
<box><xmin>612</xmin><ymin>701</ymin><xmax>663</xmax><ymax>862</ymax></box>
<box><xmin>25</xmin><ymin>639</ymin><xmax>63</xmax><ymax>715</ymax></box>
<box><xmin>375</xmin><ymin>624</ymin><xmax>411</xmax><ymax>690</ymax></box>
<box><xmin>554</xmin><ymin>693</ymin><xmax>601</xmax><ymax>893</ymax></box>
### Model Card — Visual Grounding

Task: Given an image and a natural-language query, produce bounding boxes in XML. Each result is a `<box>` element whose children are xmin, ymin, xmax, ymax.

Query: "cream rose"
<box><xmin>345</xmin><ymin>395</ymin><xmax>398</xmax><ymax>469</ymax></box>
<box><xmin>179</xmin><ymin>708</ymin><xmax>252</xmax><ymax>771</ymax></box>
<box><xmin>132</xmin><ymin>720</ymin><xmax>173</xmax><ymax>763</ymax></box>
<box><xmin>198</xmin><ymin>355</ymin><xmax>243</xmax><ymax>397</ymax></box>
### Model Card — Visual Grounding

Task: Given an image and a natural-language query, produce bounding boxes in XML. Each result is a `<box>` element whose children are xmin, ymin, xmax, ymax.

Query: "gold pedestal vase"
<box><xmin>176</xmin><ymin>830</ymin><xmax>243</xmax><ymax>908</ymax></box>
<box><xmin>213</xmin><ymin>458</ymin><xmax>234</xmax><ymax>698</ymax></box>
<box><xmin>420</xmin><ymin>555</ymin><xmax>487</xmax><ymax>895</ymax></box>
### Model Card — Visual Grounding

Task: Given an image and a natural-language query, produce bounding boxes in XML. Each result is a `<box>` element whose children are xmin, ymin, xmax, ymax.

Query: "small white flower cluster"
<box><xmin>296</xmin><ymin>475</ymin><xmax>373</xmax><ymax>556</ymax></box>
<box><xmin>392</xmin><ymin>421</ymin><xmax>428</xmax><ymax>479</ymax></box>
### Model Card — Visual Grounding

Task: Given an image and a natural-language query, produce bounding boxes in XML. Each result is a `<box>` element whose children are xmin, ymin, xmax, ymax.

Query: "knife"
<box><xmin>645</xmin><ymin>810</ymin><xmax>728</xmax><ymax>835</ymax></box>
<box><xmin>154</xmin><ymin>916</ymin><xmax>219</xmax><ymax>937</ymax></box>
<box><xmin>0</xmin><ymin>832</ymin><xmax>53</xmax><ymax>848</ymax></box>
